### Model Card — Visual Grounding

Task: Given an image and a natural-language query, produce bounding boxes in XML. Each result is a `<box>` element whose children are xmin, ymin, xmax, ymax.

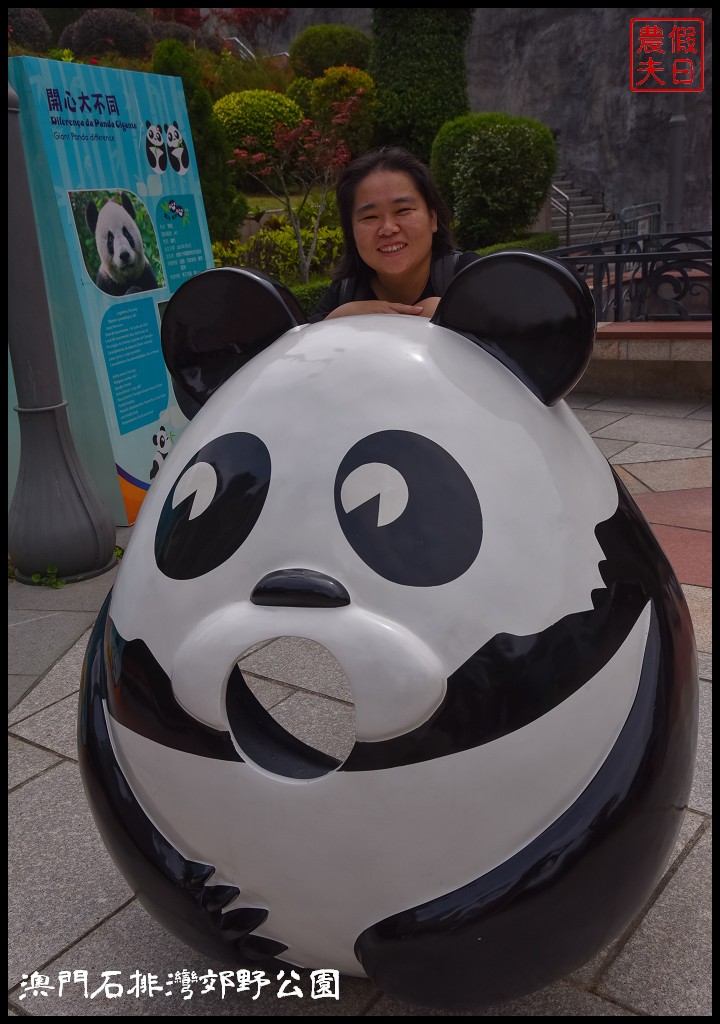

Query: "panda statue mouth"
<box><xmin>226</xmin><ymin>638</ymin><xmax>357</xmax><ymax>780</ymax></box>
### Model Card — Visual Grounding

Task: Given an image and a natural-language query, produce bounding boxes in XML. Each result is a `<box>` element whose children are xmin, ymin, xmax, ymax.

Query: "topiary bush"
<box><xmin>286</xmin><ymin>76</ymin><xmax>314</xmax><ymax>118</ymax></box>
<box><xmin>370</xmin><ymin>9</ymin><xmax>474</xmax><ymax>163</ymax></box>
<box><xmin>151</xmin><ymin>21</ymin><xmax>198</xmax><ymax>47</ymax></box>
<box><xmin>310</xmin><ymin>65</ymin><xmax>377</xmax><ymax>158</ymax></box>
<box><xmin>430</xmin><ymin>113</ymin><xmax>484</xmax><ymax>213</ymax></box>
<box><xmin>213</xmin><ymin>89</ymin><xmax>303</xmax><ymax>153</ymax></box>
<box><xmin>8</xmin><ymin>8</ymin><xmax>52</xmax><ymax>52</ymax></box>
<box><xmin>444</xmin><ymin>113</ymin><xmax>558</xmax><ymax>249</ymax></box>
<box><xmin>289</xmin><ymin>24</ymin><xmax>371</xmax><ymax>80</ymax></box>
<box><xmin>64</xmin><ymin>8</ymin><xmax>154</xmax><ymax>58</ymax></box>
<box><xmin>40</xmin><ymin>8</ymin><xmax>92</xmax><ymax>46</ymax></box>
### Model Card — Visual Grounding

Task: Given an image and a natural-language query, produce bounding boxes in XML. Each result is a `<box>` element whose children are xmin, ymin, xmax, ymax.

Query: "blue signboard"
<box><xmin>8</xmin><ymin>57</ymin><xmax>215</xmax><ymax>524</ymax></box>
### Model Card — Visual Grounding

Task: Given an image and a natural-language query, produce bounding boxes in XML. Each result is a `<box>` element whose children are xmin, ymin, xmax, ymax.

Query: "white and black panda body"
<box><xmin>79</xmin><ymin>257</ymin><xmax>698</xmax><ymax>1010</ymax></box>
<box><xmin>145</xmin><ymin>121</ymin><xmax>167</xmax><ymax>173</ymax></box>
<box><xmin>149</xmin><ymin>425</ymin><xmax>173</xmax><ymax>480</ymax></box>
<box><xmin>85</xmin><ymin>193</ymin><xmax>159</xmax><ymax>296</ymax></box>
<box><xmin>165</xmin><ymin>120</ymin><xmax>190</xmax><ymax>175</ymax></box>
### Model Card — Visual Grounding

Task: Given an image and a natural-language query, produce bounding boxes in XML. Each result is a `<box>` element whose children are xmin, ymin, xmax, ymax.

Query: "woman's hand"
<box><xmin>325</xmin><ymin>301</ymin><xmax>428</xmax><ymax>319</ymax></box>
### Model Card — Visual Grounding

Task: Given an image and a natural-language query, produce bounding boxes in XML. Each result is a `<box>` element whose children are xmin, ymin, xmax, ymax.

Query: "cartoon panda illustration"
<box><xmin>149</xmin><ymin>425</ymin><xmax>173</xmax><ymax>480</ymax></box>
<box><xmin>165</xmin><ymin>120</ymin><xmax>190</xmax><ymax>175</ymax></box>
<box><xmin>85</xmin><ymin>193</ymin><xmax>159</xmax><ymax>296</ymax></box>
<box><xmin>145</xmin><ymin>121</ymin><xmax>166</xmax><ymax>173</ymax></box>
<box><xmin>79</xmin><ymin>256</ymin><xmax>698</xmax><ymax>1011</ymax></box>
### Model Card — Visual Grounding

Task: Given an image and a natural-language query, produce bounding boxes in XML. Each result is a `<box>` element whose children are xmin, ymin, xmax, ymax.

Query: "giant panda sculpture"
<box><xmin>78</xmin><ymin>253</ymin><xmax>698</xmax><ymax>1011</ymax></box>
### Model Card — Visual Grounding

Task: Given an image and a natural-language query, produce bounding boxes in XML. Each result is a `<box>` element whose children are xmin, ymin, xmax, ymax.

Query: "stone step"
<box><xmin>552</xmin><ymin>173</ymin><xmax>618</xmax><ymax>247</ymax></box>
<box><xmin>552</xmin><ymin>209</ymin><xmax>617</xmax><ymax>224</ymax></box>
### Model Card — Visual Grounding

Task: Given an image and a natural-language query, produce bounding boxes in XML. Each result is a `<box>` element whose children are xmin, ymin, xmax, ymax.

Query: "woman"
<box><xmin>309</xmin><ymin>146</ymin><xmax>480</xmax><ymax>322</ymax></box>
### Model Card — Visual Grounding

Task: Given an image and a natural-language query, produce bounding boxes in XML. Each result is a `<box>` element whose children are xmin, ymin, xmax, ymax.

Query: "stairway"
<box><xmin>552</xmin><ymin>176</ymin><xmax>618</xmax><ymax>248</ymax></box>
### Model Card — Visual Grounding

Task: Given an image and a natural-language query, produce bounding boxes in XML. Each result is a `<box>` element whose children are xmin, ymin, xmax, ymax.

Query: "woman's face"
<box><xmin>351</xmin><ymin>170</ymin><xmax>437</xmax><ymax>282</ymax></box>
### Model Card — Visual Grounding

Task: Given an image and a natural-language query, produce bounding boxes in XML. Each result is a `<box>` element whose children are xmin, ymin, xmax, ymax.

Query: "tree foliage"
<box><xmin>8</xmin><ymin>8</ymin><xmax>51</xmax><ymax>52</ymax></box>
<box><xmin>289</xmin><ymin>24</ymin><xmax>371</xmax><ymax>80</ymax></box>
<box><xmin>212</xmin><ymin>8</ymin><xmax>291</xmax><ymax>55</ymax></box>
<box><xmin>440</xmin><ymin>113</ymin><xmax>558</xmax><ymax>248</ymax></box>
<box><xmin>152</xmin><ymin>39</ymin><xmax>249</xmax><ymax>241</ymax></box>
<box><xmin>230</xmin><ymin>93</ymin><xmax>363</xmax><ymax>283</ymax></box>
<box><xmin>149</xmin><ymin>9</ymin><xmax>208</xmax><ymax>30</ymax></box>
<box><xmin>370</xmin><ymin>8</ymin><xmax>474</xmax><ymax>163</ymax></box>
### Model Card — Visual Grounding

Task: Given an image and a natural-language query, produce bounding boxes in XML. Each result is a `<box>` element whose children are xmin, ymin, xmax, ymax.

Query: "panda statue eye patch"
<box><xmin>335</xmin><ymin>431</ymin><xmax>482</xmax><ymax>587</ymax></box>
<box><xmin>155</xmin><ymin>433</ymin><xmax>271</xmax><ymax>580</ymax></box>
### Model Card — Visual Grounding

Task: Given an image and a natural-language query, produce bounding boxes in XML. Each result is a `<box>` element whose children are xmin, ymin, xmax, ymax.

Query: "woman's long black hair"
<box><xmin>332</xmin><ymin>146</ymin><xmax>456</xmax><ymax>281</ymax></box>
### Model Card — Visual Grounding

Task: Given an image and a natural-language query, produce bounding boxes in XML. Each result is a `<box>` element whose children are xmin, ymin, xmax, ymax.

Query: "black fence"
<box><xmin>546</xmin><ymin>232</ymin><xmax>712</xmax><ymax>322</ymax></box>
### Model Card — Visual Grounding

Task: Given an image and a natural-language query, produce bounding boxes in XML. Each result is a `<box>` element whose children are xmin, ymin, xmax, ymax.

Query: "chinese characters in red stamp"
<box><xmin>630</xmin><ymin>18</ymin><xmax>704</xmax><ymax>92</ymax></box>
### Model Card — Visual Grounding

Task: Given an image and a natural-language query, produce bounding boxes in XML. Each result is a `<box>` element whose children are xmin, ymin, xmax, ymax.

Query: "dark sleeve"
<box><xmin>308</xmin><ymin>279</ymin><xmax>344</xmax><ymax>323</ymax></box>
<box><xmin>456</xmin><ymin>249</ymin><xmax>483</xmax><ymax>272</ymax></box>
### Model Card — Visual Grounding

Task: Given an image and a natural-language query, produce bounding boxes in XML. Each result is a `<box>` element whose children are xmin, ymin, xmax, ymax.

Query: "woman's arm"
<box><xmin>324</xmin><ymin>300</ymin><xmax>427</xmax><ymax>319</ymax></box>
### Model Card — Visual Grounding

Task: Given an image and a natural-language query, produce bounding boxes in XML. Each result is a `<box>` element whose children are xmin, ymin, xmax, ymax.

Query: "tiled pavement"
<box><xmin>8</xmin><ymin>392</ymin><xmax>711</xmax><ymax>1016</ymax></box>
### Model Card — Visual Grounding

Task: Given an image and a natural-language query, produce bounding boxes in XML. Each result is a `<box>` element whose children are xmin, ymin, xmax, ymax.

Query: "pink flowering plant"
<box><xmin>231</xmin><ymin>91</ymin><xmax>363</xmax><ymax>284</ymax></box>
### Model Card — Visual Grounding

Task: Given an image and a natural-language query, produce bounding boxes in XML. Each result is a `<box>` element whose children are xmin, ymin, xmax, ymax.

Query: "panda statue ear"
<box><xmin>431</xmin><ymin>250</ymin><xmax>596</xmax><ymax>406</ymax></box>
<box><xmin>161</xmin><ymin>266</ymin><xmax>307</xmax><ymax>420</ymax></box>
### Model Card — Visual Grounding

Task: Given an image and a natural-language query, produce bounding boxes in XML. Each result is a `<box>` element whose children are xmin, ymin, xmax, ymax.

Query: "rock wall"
<box><xmin>226</xmin><ymin>7</ymin><xmax>713</xmax><ymax>231</ymax></box>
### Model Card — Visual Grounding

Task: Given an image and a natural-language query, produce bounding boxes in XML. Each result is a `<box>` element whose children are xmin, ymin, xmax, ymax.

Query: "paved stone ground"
<box><xmin>8</xmin><ymin>392</ymin><xmax>711</xmax><ymax>1016</ymax></box>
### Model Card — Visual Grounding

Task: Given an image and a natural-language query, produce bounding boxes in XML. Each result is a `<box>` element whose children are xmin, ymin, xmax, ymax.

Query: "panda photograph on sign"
<box><xmin>70</xmin><ymin>188</ymin><xmax>165</xmax><ymax>297</ymax></box>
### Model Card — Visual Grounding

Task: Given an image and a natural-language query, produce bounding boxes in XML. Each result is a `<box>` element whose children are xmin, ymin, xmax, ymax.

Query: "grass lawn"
<box><xmin>244</xmin><ymin>189</ymin><xmax>328</xmax><ymax>216</ymax></box>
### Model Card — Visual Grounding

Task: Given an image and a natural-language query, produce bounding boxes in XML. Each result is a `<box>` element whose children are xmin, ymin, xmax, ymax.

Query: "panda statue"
<box><xmin>85</xmin><ymin>193</ymin><xmax>159</xmax><ymax>297</ymax></box>
<box><xmin>78</xmin><ymin>253</ymin><xmax>698</xmax><ymax>1011</ymax></box>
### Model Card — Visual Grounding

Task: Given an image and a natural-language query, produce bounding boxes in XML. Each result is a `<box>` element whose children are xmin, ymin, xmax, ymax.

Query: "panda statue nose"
<box><xmin>251</xmin><ymin>569</ymin><xmax>350</xmax><ymax>608</ymax></box>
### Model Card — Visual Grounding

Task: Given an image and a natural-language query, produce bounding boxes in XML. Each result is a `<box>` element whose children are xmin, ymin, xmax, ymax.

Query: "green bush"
<box><xmin>447</xmin><ymin>114</ymin><xmax>558</xmax><ymax>248</ymax></box>
<box><xmin>291</xmin><ymin>279</ymin><xmax>332</xmax><ymax>318</ymax></box>
<box><xmin>152</xmin><ymin>22</ymin><xmax>198</xmax><ymax>47</ymax></box>
<box><xmin>61</xmin><ymin>8</ymin><xmax>153</xmax><ymax>58</ymax></box>
<box><xmin>8</xmin><ymin>8</ymin><xmax>51</xmax><ymax>51</ymax></box>
<box><xmin>430</xmin><ymin>113</ymin><xmax>484</xmax><ymax>212</ymax></box>
<box><xmin>370</xmin><ymin>9</ymin><xmax>474</xmax><ymax>163</ymax></box>
<box><xmin>39</xmin><ymin>8</ymin><xmax>93</xmax><ymax>46</ymax></box>
<box><xmin>215</xmin><ymin>222</ymin><xmax>343</xmax><ymax>286</ymax></box>
<box><xmin>153</xmin><ymin>40</ymin><xmax>249</xmax><ymax>242</ymax></box>
<box><xmin>310</xmin><ymin>66</ymin><xmax>376</xmax><ymax>158</ymax></box>
<box><xmin>289</xmin><ymin>24</ymin><xmax>371</xmax><ymax>80</ymax></box>
<box><xmin>286</xmin><ymin>76</ymin><xmax>314</xmax><ymax>117</ymax></box>
<box><xmin>475</xmin><ymin>232</ymin><xmax>560</xmax><ymax>256</ymax></box>
<box><xmin>213</xmin><ymin>89</ymin><xmax>304</xmax><ymax>153</ymax></box>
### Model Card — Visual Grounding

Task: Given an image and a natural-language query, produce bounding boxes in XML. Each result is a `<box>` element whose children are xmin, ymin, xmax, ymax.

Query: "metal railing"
<box><xmin>550</xmin><ymin>184</ymin><xmax>573</xmax><ymax>247</ymax></box>
<box><xmin>546</xmin><ymin>232</ymin><xmax>712</xmax><ymax>321</ymax></box>
<box><xmin>619</xmin><ymin>201</ymin><xmax>662</xmax><ymax>240</ymax></box>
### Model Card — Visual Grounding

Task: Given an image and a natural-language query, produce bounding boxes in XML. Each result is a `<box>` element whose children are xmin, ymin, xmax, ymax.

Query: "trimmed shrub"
<box><xmin>286</xmin><ymin>76</ymin><xmax>314</xmax><ymax>118</ymax></box>
<box><xmin>8</xmin><ymin>8</ymin><xmax>52</xmax><ymax>52</ymax></box>
<box><xmin>289</xmin><ymin>24</ymin><xmax>371</xmax><ymax>80</ymax></box>
<box><xmin>40</xmin><ymin>8</ymin><xmax>92</xmax><ymax>46</ymax></box>
<box><xmin>64</xmin><ymin>8</ymin><xmax>154</xmax><ymax>58</ymax></box>
<box><xmin>430</xmin><ymin>113</ymin><xmax>483</xmax><ymax>212</ymax></box>
<box><xmin>213</xmin><ymin>89</ymin><xmax>303</xmax><ymax>153</ymax></box>
<box><xmin>217</xmin><ymin>221</ymin><xmax>343</xmax><ymax>286</ymax></box>
<box><xmin>447</xmin><ymin>114</ymin><xmax>558</xmax><ymax>248</ymax></box>
<box><xmin>291</xmin><ymin>279</ymin><xmax>332</xmax><ymax>319</ymax></box>
<box><xmin>152</xmin><ymin>22</ymin><xmax>198</xmax><ymax>47</ymax></box>
<box><xmin>152</xmin><ymin>39</ymin><xmax>249</xmax><ymax>242</ymax></box>
<box><xmin>310</xmin><ymin>65</ymin><xmax>376</xmax><ymax>158</ymax></box>
<box><xmin>475</xmin><ymin>232</ymin><xmax>560</xmax><ymax>257</ymax></box>
<box><xmin>370</xmin><ymin>9</ymin><xmax>474</xmax><ymax>163</ymax></box>
<box><xmin>196</xmin><ymin>27</ymin><xmax>226</xmax><ymax>55</ymax></box>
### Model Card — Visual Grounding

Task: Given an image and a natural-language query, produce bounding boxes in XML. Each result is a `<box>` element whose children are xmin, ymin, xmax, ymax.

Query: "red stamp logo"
<box><xmin>630</xmin><ymin>18</ymin><xmax>704</xmax><ymax>92</ymax></box>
